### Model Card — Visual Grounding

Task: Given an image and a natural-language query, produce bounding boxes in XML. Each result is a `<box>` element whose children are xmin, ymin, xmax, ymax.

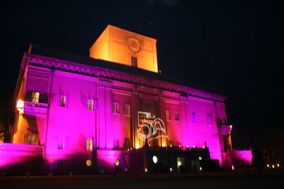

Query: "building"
<box><xmin>0</xmin><ymin>25</ymin><xmax>252</xmax><ymax>174</ymax></box>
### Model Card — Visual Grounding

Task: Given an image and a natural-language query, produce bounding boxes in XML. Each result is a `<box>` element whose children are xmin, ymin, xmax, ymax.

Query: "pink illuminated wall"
<box><xmin>222</xmin><ymin>150</ymin><xmax>253</xmax><ymax>169</ymax></box>
<box><xmin>45</xmin><ymin>71</ymin><xmax>97</xmax><ymax>164</ymax></box>
<box><xmin>109</xmin><ymin>92</ymin><xmax>131</xmax><ymax>148</ymax></box>
<box><xmin>164</xmin><ymin>100</ymin><xmax>182</xmax><ymax>146</ymax></box>
<box><xmin>41</xmin><ymin>71</ymin><xmax>131</xmax><ymax>166</ymax></box>
<box><xmin>232</xmin><ymin>150</ymin><xmax>253</xmax><ymax>164</ymax></box>
<box><xmin>162</xmin><ymin>94</ymin><xmax>223</xmax><ymax>164</ymax></box>
<box><xmin>12</xmin><ymin>51</ymin><xmax>230</xmax><ymax>170</ymax></box>
<box><xmin>0</xmin><ymin>143</ymin><xmax>43</xmax><ymax>169</ymax></box>
<box><xmin>96</xmin><ymin>150</ymin><xmax>124</xmax><ymax>169</ymax></box>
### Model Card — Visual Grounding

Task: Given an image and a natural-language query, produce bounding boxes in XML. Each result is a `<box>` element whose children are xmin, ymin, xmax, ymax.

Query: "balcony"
<box><xmin>17</xmin><ymin>100</ymin><xmax>48</xmax><ymax>115</ymax></box>
<box><xmin>24</xmin><ymin>101</ymin><xmax>48</xmax><ymax>115</ymax></box>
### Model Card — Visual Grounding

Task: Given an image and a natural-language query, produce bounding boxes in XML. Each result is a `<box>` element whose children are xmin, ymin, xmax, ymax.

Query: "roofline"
<box><xmin>106</xmin><ymin>24</ymin><xmax>157</xmax><ymax>42</ymax></box>
<box><xmin>25</xmin><ymin>44</ymin><xmax>226</xmax><ymax>101</ymax></box>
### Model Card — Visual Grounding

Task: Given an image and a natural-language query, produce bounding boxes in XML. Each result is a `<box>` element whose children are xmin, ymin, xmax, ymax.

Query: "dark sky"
<box><xmin>0</xmin><ymin>0</ymin><xmax>283</xmax><ymax>147</ymax></box>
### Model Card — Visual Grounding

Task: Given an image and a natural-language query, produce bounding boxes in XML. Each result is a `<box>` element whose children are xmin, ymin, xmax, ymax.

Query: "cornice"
<box><xmin>25</xmin><ymin>53</ymin><xmax>226</xmax><ymax>102</ymax></box>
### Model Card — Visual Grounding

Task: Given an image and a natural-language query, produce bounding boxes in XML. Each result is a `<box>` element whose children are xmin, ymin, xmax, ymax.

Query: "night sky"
<box><xmin>0</xmin><ymin>0</ymin><xmax>283</xmax><ymax>147</ymax></box>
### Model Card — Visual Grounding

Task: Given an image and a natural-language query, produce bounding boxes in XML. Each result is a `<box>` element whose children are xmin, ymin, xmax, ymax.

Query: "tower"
<box><xmin>89</xmin><ymin>25</ymin><xmax>158</xmax><ymax>73</ymax></box>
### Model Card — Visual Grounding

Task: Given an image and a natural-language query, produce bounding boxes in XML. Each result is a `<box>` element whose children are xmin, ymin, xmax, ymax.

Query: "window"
<box><xmin>88</xmin><ymin>99</ymin><xmax>94</xmax><ymax>111</ymax></box>
<box><xmin>32</xmin><ymin>92</ymin><xmax>40</xmax><ymax>103</ymax></box>
<box><xmin>25</xmin><ymin>133</ymin><xmax>36</xmax><ymax>144</ymax></box>
<box><xmin>174</xmin><ymin>112</ymin><xmax>180</xmax><ymax>121</ymax></box>
<box><xmin>131</xmin><ymin>56</ymin><xmax>138</xmax><ymax>67</ymax></box>
<box><xmin>27</xmin><ymin>134</ymin><xmax>35</xmax><ymax>144</ymax></box>
<box><xmin>125</xmin><ymin>104</ymin><xmax>131</xmax><ymax>116</ymax></box>
<box><xmin>192</xmin><ymin>112</ymin><xmax>196</xmax><ymax>123</ymax></box>
<box><xmin>207</xmin><ymin>113</ymin><xmax>213</xmax><ymax>124</ymax></box>
<box><xmin>86</xmin><ymin>138</ymin><xmax>93</xmax><ymax>151</ymax></box>
<box><xmin>57</xmin><ymin>137</ymin><xmax>65</xmax><ymax>150</ymax></box>
<box><xmin>60</xmin><ymin>95</ymin><xmax>66</xmax><ymax>107</ymax></box>
<box><xmin>113</xmin><ymin>102</ymin><xmax>120</xmax><ymax>114</ymax></box>
<box><xmin>166</xmin><ymin>110</ymin><xmax>171</xmax><ymax>120</ymax></box>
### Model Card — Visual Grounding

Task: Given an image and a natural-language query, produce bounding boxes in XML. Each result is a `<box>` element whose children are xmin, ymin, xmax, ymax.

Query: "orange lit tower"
<box><xmin>89</xmin><ymin>25</ymin><xmax>158</xmax><ymax>73</ymax></box>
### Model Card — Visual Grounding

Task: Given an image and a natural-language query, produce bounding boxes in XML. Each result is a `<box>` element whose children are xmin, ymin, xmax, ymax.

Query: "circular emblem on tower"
<box><xmin>126</xmin><ymin>37</ymin><xmax>141</xmax><ymax>53</ymax></box>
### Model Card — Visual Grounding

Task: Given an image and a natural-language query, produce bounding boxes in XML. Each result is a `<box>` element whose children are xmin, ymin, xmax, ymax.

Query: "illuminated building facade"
<box><xmin>0</xmin><ymin>25</ymin><xmax>252</xmax><ymax>174</ymax></box>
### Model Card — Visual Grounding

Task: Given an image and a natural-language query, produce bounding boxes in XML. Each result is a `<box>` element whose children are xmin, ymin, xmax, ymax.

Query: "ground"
<box><xmin>0</xmin><ymin>172</ymin><xmax>283</xmax><ymax>189</ymax></box>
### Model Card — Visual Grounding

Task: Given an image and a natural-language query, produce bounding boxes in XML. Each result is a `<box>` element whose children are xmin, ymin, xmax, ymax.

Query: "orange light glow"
<box><xmin>89</xmin><ymin>25</ymin><xmax>158</xmax><ymax>73</ymax></box>
<box><xmin>16</xmin><ymin>99</ymin><xmax>24</xmax><ymax>113</ymax></box>
<box><xmin>135</xmin><ymin>141</ymin><xmax>140</xmax><ymax>149</ymax></box>
<box><xmin>161</xmin><ymin>141</ymin><xmax>167</xmax><ymax>147</ymax></box>
<box><xmin>13</xmin><ymin>114</ymin><xmax>26</xmax><ymax>143</ymax></box>
<box><xmin>86</xmin><ymin>159</ymin><xmax>92</xmax><ymax>167</ymax></box>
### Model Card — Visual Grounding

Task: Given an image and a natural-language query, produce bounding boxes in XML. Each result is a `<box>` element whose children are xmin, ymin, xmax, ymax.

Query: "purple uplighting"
<box><xmin>1</xmin><ymin>25</ymin><xmax>253</xmax><ymax>174</ymax></box>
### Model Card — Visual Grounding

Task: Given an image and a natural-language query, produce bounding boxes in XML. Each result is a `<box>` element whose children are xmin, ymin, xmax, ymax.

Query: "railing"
<box><xmin>23</xmin><ymin>101</ymin><xmax>48</xmax><ymax>115</ymax></box>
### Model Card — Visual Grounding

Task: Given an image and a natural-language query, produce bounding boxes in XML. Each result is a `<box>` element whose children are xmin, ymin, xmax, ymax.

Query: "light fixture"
<box><xmin>152</xmin><ymin>155</ymin><xmax>158</xmax><ymax>164</ymax></box>
<box><xmin>199</xmin><ymin>167</ymin><xmax>202</xmax><ymax>171</ymax></box>
<box><xmin>86</xmin><ymin>159</ymin><xmax>92</xmax><ymax>167</ymax></box>
<box><xmin>177</xmin><ymin>160</ymin><xmax>182</xmax><ymax>167</ymax></box>
<box><xmin>272</xmin><ymin>164</ymin><xmax>275</xmax><ymax>169</ymax></box>
<box><xmin>16</xmin><ymin>99</ymin><xmax>24</xmax><ymax>113</ymax></box>
<box><xmin>198</xmin><ymin>156</ymin><xmax>202</xmax><ymax>161</ymax></box>
<box><xmin>169</xmin><ymin>167</ymin><xmax>173</xmax><ymax>172</ymax></box>
<box><xmin>231</xmin><ymin>165</ymin><xmax>235</xmax><ymax>171</ymax></box>
<box><xmin>266</xmin><ymin>164</ymin><xmax>270</xmax><ymax>168</ymax></box>
<box><xmin>115</xmin><ymin>160</ymin><xmax>120</xmax><ymax>167</ymax></box>
<box><xmin>144</xmin><ymin>168</ymin><xmax>148</xmax><ymax>173</ymax></box>
<box><xmin>135</xmin><ymin>143</ymin><xmax>140</xmax><ymax>149</ymax></box>
<box><xmin>277</xmin><ymin>163</ymin><xmax>280</xmax><ymax>167</ymax></box>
